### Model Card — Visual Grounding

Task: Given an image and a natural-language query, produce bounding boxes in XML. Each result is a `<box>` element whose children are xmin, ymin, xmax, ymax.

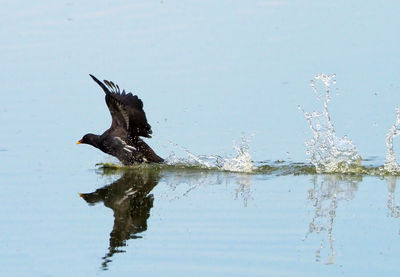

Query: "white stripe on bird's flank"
<box><xmin>124</xmin><ymin>145</ymin><xmax>137</xmax><ymax>153</ymax></box>
<box><xmin>114</xmin><ymin>137</ymin><xmax>137</xmax><ymax>153</ymax></box>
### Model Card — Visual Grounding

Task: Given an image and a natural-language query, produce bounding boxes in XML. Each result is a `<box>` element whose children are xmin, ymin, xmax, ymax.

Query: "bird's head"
<box><xmin>76</xmin><ymin>133</ymin><xmax>99</xmax><ymax>146</ymax></box>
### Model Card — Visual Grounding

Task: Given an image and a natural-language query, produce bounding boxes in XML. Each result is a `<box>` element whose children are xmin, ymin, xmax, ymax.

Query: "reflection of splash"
<box><xmin>80</xmin><ymin>169</ymin><xmax>160</xmax><ymax>270</ymax></box>
<box><xmin>385</xmin><ymin>176</ymin><xmax>400</xmax><ymax>236</ymax></box>
<box><xmin>386</xmin><ymin>176</ymin><xmax>400</xmax><ymax>219</ymax></box>
<box><xmin>300</xmin><ymin>74</ymin><xmax>361</xmax><ymax>173</ymax></box>
<box><xmin>304</xmin><ymin>174</ymin><xmax>360</xmax><ymax>264</ymax></box>
<box><xmin>385</xmin><ymin>108</ymin><xmax>400</xmax><ymax>172</ymax></box>
<box><xmin>165</xmin><ymin>136</ymin><xmax>254</xmax><ymax>173</ymax></box>
<box><xmin>161</xmin><ymin>169</ymin><xmax>253</xmax><ymax>207</ymax></box>
<box><xmin>234</xmin><ymin>174</ymin><xmax>253</xmax><ymax>207</ymax></box>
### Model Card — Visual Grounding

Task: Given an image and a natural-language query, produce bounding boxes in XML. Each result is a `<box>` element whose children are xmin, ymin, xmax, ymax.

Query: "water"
<box><xmin>2</xmin><ymin>1</ymin><xmax>400</xmax><ymax>276</ymax></box>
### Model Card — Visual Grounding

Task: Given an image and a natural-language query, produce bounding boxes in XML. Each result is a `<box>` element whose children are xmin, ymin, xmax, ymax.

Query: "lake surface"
<box><xmin>1</xmin><ymin>1</ymin><xmax>400</xmax><ymax>276</ymax></box>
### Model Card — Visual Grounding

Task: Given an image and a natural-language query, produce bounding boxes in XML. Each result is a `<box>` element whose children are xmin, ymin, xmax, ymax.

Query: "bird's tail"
<box><xmin>89</xmin><ymin>74</ymin><xmax>110</xmax><ymax>94</ymax></box>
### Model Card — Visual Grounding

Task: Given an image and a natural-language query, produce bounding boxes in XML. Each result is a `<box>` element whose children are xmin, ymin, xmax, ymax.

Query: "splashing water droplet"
<box><xmin>384</xmin><ymin>108</ymin><xmax>400</xmax><ymax>173</ymax></box>
<box><xmin>221</xmin><ymin>136</ymin><xmax>254</xmax><ymax>173</ymax></box>
<box><xmin>300</xmin><ymin>74</ymin><xmax>361</xmax><ymax>173</ymax></box>
<box><xmin>165</xmin><ymin>135</ymin><xmax>254</xmax><ymax>173</ymax></box>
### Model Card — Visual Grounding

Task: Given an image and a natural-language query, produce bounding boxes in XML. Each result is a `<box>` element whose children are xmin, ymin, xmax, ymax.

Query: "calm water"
<box><xmin>1</xmin><ymin>1</ymin><xmax>400</xmax><ymax>276</ymax></box>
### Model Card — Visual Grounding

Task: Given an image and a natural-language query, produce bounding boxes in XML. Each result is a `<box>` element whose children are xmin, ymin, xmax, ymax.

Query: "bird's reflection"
<box><xmin>80</xmin><ymin>168</ymin><xmax>161</xmax><ymax>270</ymax></box>
<box><xmin>80</xmin><ymin>166</ymin><xmax>254</xmax><ymax>270</ymax></box>
<box><xmin>304</xmin><ymin>174</ymin><xmax>360</xmax><ymax>264</ymax></box>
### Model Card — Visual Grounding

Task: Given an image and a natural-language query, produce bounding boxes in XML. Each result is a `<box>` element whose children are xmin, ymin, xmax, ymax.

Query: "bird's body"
<box><xmin>77</xmin><ymin>75</ymin><xmax>164</xmax><ymax>165</ymax></box>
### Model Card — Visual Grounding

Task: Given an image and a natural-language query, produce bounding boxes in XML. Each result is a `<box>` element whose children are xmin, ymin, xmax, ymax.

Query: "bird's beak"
<box><xmin>76</xmin><ymin>139</ymin><xmax>83</xmax><ymax>144</ymax></box>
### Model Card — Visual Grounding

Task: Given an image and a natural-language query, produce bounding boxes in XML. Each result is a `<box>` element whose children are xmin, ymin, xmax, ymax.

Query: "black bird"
<box><xmin>77</xmin><ymin>75</ymin><xmax>164</xmax><ymax>165</ymax></box>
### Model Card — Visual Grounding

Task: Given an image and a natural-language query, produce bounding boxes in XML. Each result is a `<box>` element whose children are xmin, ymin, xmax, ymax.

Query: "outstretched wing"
<box><xmin>90</xmin><ymin>74</ymin><xmax>152</xmax><ymax>138</ymax></box>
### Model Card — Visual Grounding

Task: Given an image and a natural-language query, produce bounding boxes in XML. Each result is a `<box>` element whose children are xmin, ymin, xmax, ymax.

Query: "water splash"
<box><xmin>300</xmin><ymin>74</ymin><xmax>362</xmax><ymax>173</ymax></box>
<box><xmin>221</xmin><ymin>137</ymin><xmax>254</xmax><ymax>173</ymax></box>
<box><xmin>384</xmin><ymin>108</ymin><xmax>400</xmax><ymax>173</ymax></box>
<box><xmin>165</xmin><ymin>136</ymin><xmax>254</xmax><ymax>173</ymax></box>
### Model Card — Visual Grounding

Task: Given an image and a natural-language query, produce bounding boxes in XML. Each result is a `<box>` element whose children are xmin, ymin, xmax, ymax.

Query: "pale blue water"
<box><xmin>1</xmin><ymin>1</ymin><xmax>400</xmax><ymax>276</ymax></box>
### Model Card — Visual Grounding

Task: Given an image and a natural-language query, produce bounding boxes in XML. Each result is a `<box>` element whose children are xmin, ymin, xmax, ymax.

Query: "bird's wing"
<box><xmin>90</xmin><ymin>74</ymin><xmax>153</xmax><ymax>138</ymax></box>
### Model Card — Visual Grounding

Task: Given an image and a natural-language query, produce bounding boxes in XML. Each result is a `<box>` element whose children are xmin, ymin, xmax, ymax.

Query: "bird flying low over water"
<box><xmin>77</xmin><ymin>75</ymin><xmax>164</xmax><ymax>165</ymax></box>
